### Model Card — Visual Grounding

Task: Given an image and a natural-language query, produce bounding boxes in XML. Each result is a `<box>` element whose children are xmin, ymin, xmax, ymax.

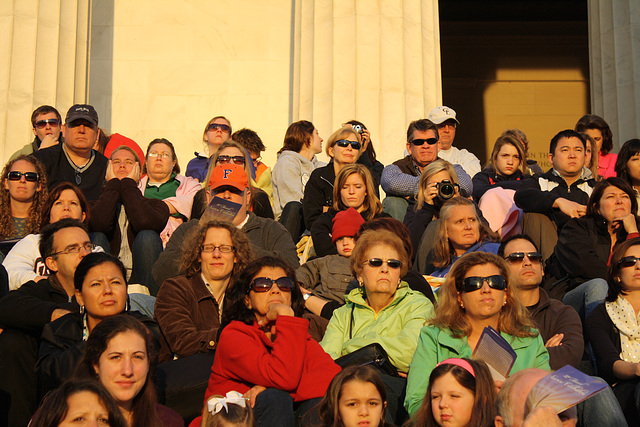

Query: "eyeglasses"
<box><xmin>216</xmin><ymin>155</ymin><xmax>245</xmax><ymax>165</ymax></box>
<box><xmin>201</xmin><ymin>244</ymin><xmax>235</xmax><ymax>253</ymax></box>
<box><xmin>460</xmin><ymin>275</ymin><xmax>506</xmax><ymax>293</ymax></box>
<box><xmin>148</xmin><ymin>152</ymin><xmax>172</xmax><ymax>159</ymax></box>
<box><xmin>207</xmin><ymin>123</ymin><xmax>231</xmax><ymax>133</ymax></box>
<box><xmin>50</xmin><ymin>242</ymin><xmax>95</xmax><ymax>257</ymax></box>
<box><xmin>248</xmin><ymin>277</ymin><xmax>295</xmax><ymax>293</ymax></box>
<box><xmin>410</xmin><ymin>138</ymin><xmax>438</xmax><ymax>146</ymax></box>
<box><xmin>35</xmin><ymin>119</ymin><xmax>60</xmax><ymax>128</ymax></box>
<box><xmin>618</xmin><ymin>256</ymin><xmax>640</xmax><ymax>268</ymax></box>
<box><xmin>7</xmin><ymin>171</ymin><xmax>39</xmax><ymax>182</ymax></box>
<box><xmin>504</xmin><ymin>252</ymin><xmax>543</xmax><ymax>264</ymax></box>
<box><xmin>437</xmin><ymin>121</ymin><xmax>457</xmax><ymax>130</ymax></box>
<box><xmin>335</xmin><ymin>139</ymin><xmax>362</xmax><ymax>150</ymax></box>
<box><xmin>363</xmin><ymin>258</ymin><xmax>402</xmax><ymax>269</ymax></box>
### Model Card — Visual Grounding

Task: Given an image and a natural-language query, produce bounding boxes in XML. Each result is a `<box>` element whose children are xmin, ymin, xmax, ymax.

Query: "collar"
<box><xmin>237</xmin><ymin>213</ymin><xmax>250</xmax><ymax>229</ymax></box>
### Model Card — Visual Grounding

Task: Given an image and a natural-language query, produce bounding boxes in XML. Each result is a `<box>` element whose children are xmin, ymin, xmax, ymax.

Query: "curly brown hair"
<box><xmin>180</xmin><ymin>220</ymin><xmax>253</xmax><ymax>286</ymax></box>
<box><xmin>0</xmin><ymin>155</ymin><xmax>48</xmax><ymax>239</ymax></box>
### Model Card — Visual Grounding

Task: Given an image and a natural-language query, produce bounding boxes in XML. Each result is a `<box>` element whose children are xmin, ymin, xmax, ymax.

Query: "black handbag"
<box><xmin>334</xmin><ymin>305</ymin><xmax>399</xmax><ymax>377</ymax></box>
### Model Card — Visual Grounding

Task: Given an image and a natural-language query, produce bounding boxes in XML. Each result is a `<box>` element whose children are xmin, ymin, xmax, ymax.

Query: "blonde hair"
<box><xmin>415</xmin><ymin>159</ymin><xmax>459</xmax><ymax>210</ymax></box>
<box><xmin>332</xmin><ymin>164</ymin><xmax>382</xmax><ymax>220</ymax></box>
<box><xmin>325</xmin><ymin>126</ymin><xmax>362</xmax><ymax>158</ymax></box>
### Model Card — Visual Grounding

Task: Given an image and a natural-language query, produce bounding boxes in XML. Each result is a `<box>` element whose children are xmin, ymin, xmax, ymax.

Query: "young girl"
<box><xmin>405</xmin><ymin>358</ymin><xmax>496</xmax><ymax>427</ymax></box>
<box><xmin>316</xmin><ymin>365</ymin><xmax>392</xmax><ymax>427</ymax></box>
<box><xmin>201</xmin><ymin>391</ymin><xmax>256</xmax><ymax>427</ymax></box>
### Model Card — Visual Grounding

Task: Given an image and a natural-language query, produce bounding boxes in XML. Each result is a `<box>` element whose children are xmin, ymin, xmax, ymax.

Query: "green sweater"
<box><xmin>320</xmin><ymin>282</ymin><xmax>434</xmax><ymax>373</ymax></box>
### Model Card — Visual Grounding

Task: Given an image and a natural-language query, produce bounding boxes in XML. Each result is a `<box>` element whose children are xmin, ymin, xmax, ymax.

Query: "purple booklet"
<box><xmin>203</xmin><ymin>197</ymin><xmax>242</xmax><ymax>222</ymax></box>
<box><xmin>472</xmin><ymin>326</ymin><xmax>517</xmax><ymax>381</ymax></box>
<box><xmin>526</xmin><ymin>365</ymin><xmax>606</xmax><ymax>414</ymax></box>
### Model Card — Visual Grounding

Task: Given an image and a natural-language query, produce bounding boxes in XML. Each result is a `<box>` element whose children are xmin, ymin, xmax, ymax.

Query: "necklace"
<box><xmin>62</xmin><ymin>147</ymin><xmax>95</xmax><ymax>185</ymax></box>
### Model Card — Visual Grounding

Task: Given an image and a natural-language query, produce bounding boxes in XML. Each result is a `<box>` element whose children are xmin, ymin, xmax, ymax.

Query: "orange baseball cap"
<box><xmin>208</xmin><ymin>164</ymin><xmax>249</xmax><ymax>191</ymax></box>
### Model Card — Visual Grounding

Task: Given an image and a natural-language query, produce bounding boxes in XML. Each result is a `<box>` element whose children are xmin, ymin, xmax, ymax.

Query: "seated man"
<box><xmin>499</xmin><ymin>234</ymin><xmax>583</xmax><ymax>370</ymax></box>
<box><xmin>153</xmin><ymin>164</ymin><xmax>298</xmax><ymax>285</ymax></box>
<box><xmin>10</xmin><ymin>105</ymin><xmax>63</xmax><ymax>160</ymax></box>
<box><xmin>380</xmin><ymin>118</ymin><xmax>472</xmax><ymax>220</ymax></box>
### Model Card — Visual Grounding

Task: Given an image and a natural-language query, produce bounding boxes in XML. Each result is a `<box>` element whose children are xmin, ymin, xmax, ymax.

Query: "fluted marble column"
<box><xmin>291</xmin><ymin>0</ymin><xmax>441</xmax><ymax>165</ymax></box>
<box><xmin>588</xmin><ymin>0</ymin><xmax>640</xmax><ymax>148</ymax></box>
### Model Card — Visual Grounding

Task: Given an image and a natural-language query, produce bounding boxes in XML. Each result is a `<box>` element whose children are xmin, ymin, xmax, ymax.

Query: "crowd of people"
<box><xmin>1</xmin><ymin>102</ymin><xmax>639</xmax><ymax>427</ymax></box>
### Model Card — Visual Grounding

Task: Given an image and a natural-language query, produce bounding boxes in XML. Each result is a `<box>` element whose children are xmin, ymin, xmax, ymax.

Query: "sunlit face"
<box><xmin>585</xmin><ymin>142</ymin><xmax>593</xmax><ymax>168</ymax></box>
<box><xmin>336</xmin><ymin>236</ymin><xmax>355</xmax><ymax>257</ymax></box>
<box><xmin>49</xmin><ymin>189</ymin><xmax>86</xmax><ymax>223</ymax></box>
<box><xmin>597</xmin><ymin>185</ymin><xmax>632</xmax><ymax>224</ymax></box>
<box><xmin>445</xmin><ymin>205</ymin><xmax>480</xmax><ymax>256</ymax></box>
<box><xmin>94</xmin><ymin>331</ymin><xmax>148</xmax><ymax>410</ymax></box>
<box><xmin>145</xmin><ymin>143</ymin><xmax>175</xmax><ymax>183</ymax></box>
<box><xmin>617</xmin><ymin>245</ymin><xmax>640</xmax><ymax>292</ymax></box>
<box><xmin>494</xmin><ymin>144</ymin><xmax>521</xmax><ymax>176</ymax></box>
<box><xmin>584</xmin><ymin>128</ymin><xmax>603</xmax><ymax>153</ymax></box>
<box><xmin>46</xmin><ymin>227</ymin><xmax>93</xmax><ymax>282</ymax></box>
<box><xmin>205</xmin><ymin>118</ymin><xmax>231</xmax><ymax>151</ymax></box>
<box><xmin>503</xmin><ymin>239</ymin><xmax>543</xmax><ymax>291</ymax></box>
<box><xmin>407</xmin><ymin>129</ymin><xmax>439</xmax><ymax>168</ymax></box>
<box><xmin>33</xmin><ymin>112</ymin><xmax>61</xmax><ymax>141</ymax></box>
<box><xmin>309</xmin><ymin>128</ymin><xmax>323</xmax><ymax>154</ymax></box>
<box><xmin>244</xmin><ymin>266</ymin><xmax>292</xmax><ymax>325</ymax></box>
<box><xmin>340</xmin><ymin>173</ymin><xmax>367</xmax><ymax>211</ymax></box>
<box><xmin>329</xmin><ymin>134</ymin><xmax>361</xmax><ymax>166</ymax></box>
<box><xmin>58</xmin><ymin>391</ymin><xmax>110</xmax><ymax>426</ymax></box>
<box><xmin>63</xmin><ymin>119</ymin><xmax>98</xmax><ymax>154</ymax></box>
<box><xmin>437</xmin><ymin>120</ymin><xmax>457</xmax><ymax>151</ymax></box>
<box><xmin>111</xmin><ymin>149</ymin><xmax>137</xmax><ymax>180</ymax></box>
<box><xmin>458</xmin><ymin>263</ymin><xmax>507</xmax><ymax>322</ymax></box>
<box><xmin>75</xmin><ymin>262</ymin><xmax>127</xmax><ymax>323</ymax></box>
<box><xmin>358</xmin><ymin>244</ymin><xmax>402</xmax><ymax>301</ymax></box>
<box><xmin>430</xmin><ymin>372</ymin><xmax>474</xmax><ymax>427</ymax></box>
<box><xmin>549</xmin><ymin>137</ymin><xmax>585</xmax><ymax>178</ymax></box>
<box><xmin>338</xmin><ymin>380</ymin><xmax>385</xmax><ymax>427</ymax></box>
<box><xmin>626</xmin><ymin>153</ymin><xmax>640</xmax><ymax>185</ymax></box>
<box><xmin>215</xmin><ymin>146</ymin><xmax>246</xmax><ymax>167</ymax></box>
<box><xmin>4</xmin><ymin>160</ymin><xmax>41</xmax><ymax>204</ymax></box>
<box><xmin>199</xmin><ymin>227</ymin><xmax>237</xmax><ymax>284</ymax></box>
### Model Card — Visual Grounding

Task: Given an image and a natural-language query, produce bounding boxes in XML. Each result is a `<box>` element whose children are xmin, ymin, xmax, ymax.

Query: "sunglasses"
<box><xmin>249</xmin><ymin>277</ymin><xmax>295</xmax><ymax>293</ymax></box>
<box><xmin>410</xmin><ymin>138</ymin><xmax>438</xmax><ymax>146</ymax></box>
<box><xmin>460</xmin><ymin>275</ymin><xmax>506</xmax><ymax>292</ymax></box>
<box><xmin>619</xmin><ymin>256</ymin><xmax>640</xmax><ymax>268</ymax></box>
<box><xmin>216</xmin><ymin>155</ymin><xmax>245</xmax><ymax>165</ymax></box>
<box><xmin>335</xmin><ymin>139</ymin><xmax>362</xmax><ymax>150</ymax></box>
<box><xmin>35</xmin><ymin>119</ymin><xmax>60</xmax><ymax>128</ymax></box>
<box><xmin>66</xmin><ymin>119</ymin><xmax>96</xmax><ymax>129</ymax></box>
<box><xmin>363</xmin><ymin>258</ymin><xmax>402</xmax><ymax>269</ymax></box>
<box><xmin>504</xmin><ymin>252</ymin><xmax>543</xmax><ymax>264</ymax></box>
<box><xmin>7</xmin><ymin>171</ymin><xmax>39</xmax><ymax>182</ymax></box>
<box><xmin>207</xmin><ymin>123</ymin><xmax>231</xmax><ymax>133</ymax></box>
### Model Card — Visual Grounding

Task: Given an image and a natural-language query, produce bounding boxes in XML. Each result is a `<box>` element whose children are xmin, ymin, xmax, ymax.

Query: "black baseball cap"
<box><xmin>65</xmin><ymin>104</ymin><xmax>99</xmax><ymax>126</ymax></box>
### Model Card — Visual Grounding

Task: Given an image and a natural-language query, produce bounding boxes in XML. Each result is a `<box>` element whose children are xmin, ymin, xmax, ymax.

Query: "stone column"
<box><xmin>588</xmin><ymin>0</ymin><xmax>640</xmax><ymax>148</ymax></box>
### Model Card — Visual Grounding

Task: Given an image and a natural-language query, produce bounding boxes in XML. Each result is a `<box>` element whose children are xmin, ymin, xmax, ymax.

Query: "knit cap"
<box><xmin>331</xmin><ymin>207</ymin><xmax>365</xmax><ymax>243</ymax></box>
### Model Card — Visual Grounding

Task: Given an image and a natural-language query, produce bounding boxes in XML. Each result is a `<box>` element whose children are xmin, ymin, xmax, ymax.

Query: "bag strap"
<box><xmin>349</xmin><ymin>304</ymin><xmax>355</xmax><ymax>340</ymax></box>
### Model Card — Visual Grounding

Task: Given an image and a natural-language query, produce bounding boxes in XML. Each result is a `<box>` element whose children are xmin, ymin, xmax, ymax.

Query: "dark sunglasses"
<box><xmin>249</xmin><ymin>277</ymin><xmax>295</xmax><ymax>293</ymax></box>
<box><xmin>460</xmin><ymin>275</ymin><xmax>506</xmax><ymax>293</ymax></box>
<box><xmin>410</xmin><ymin>138</ymin><xmax>438</xmax><ymax>146</ymax></box>
<box><xmin>335</xmin><ymin>139</ymin><xmax>362</xmax><ymax>150</ymax></box>
<box><xmin>619</xmin><ymin>256</ymin><xmax>640</xmax><ymax>268</ymax></box>
<box><xmin>66</xmin><ymin>119</ymin><xmax>96</xmax><ymax>129</ymax></box>
<box><xmin>216</xmin><ymin>155</ymin><xmax>245</xmax><ymax>165</ymax></box>
<box><xmin>7</xmin><ymin>171</ymin><xmax>39</xmax><ymax>182</ymax></box>
<box><xmin>35</xmin><ymin>119</ymin><xmax>60</xmax><ymax>128</ymax></box>
<box><xmin>207</xmin><ymin>123</ymin><xmax>231</xmax><ymax>133</ymax></box>
<box><xmin>363</xmin><ymin>258</ymin><xmax>402</xmax><ymax>269</ymax></box>
<box><xmin>504</xmin><ymin>252</ymin><xmax>543</xmax><ymax>264</ymax></box>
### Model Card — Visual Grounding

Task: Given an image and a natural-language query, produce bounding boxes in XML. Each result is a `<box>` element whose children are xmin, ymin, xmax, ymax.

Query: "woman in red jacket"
<box><xmin>201</xmin><ymin>256</ymin><xmax>340</xmax><ymax>427</ymax></box>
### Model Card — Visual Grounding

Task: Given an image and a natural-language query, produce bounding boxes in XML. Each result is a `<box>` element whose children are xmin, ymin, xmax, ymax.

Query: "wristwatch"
<box><xmin>303</xmin><ymin>293</ymin><xmax>311</xmax><ymax>301</ymax></box>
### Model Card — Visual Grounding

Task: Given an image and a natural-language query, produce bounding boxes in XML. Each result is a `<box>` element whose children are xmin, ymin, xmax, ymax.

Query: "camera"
<box><xmin>436</xmin><ymin>180</ymin><xmax>457</xmax><ymax>200</ymax></box>
<box><xmin>351</xmin><ymin>124</ymin><xmax>363</xmax><ymax>134</ymax></box>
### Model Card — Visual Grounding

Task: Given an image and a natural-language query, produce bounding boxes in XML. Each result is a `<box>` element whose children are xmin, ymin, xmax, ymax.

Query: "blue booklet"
<box><xmin>203</xmin><ymin>196</ymin><xmax>242</xmax><ymax>222</ymax></box>
<box><xmin>472</xmin><ymin>326</ymin><xmax>517</xmax><ymax>381</ymax></box>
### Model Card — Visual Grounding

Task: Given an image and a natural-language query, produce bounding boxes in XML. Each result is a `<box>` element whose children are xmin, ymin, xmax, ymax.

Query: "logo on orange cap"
<box><xmin>208</xmin><ymin>164</ymin><xmax>249</xmax><ymax>191</ymax></box>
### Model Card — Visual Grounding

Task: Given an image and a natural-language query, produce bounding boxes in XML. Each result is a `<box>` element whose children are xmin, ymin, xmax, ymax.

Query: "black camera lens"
<box><xmin>437</xmin><ymin>180</ymin><xmax>456</xmax><ymax>200</ymax></box>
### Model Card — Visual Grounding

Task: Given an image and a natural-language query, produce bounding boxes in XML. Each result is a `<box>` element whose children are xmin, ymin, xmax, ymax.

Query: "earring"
<box><xmin>125</xmin><ymin>299</ymin><xmax>130</xmax><ymax>312</ymax></box>
<box><xmin>503</xmin><ymin>300</ymin><xmax>507</xmax><ymax>306</ymax></box>
<box><xmin>358</xmin><ymin>280</ymin><xmax>364</xmax><ymax>287</ymax></box>
<box><xmin>80</xmin><ymin>305</ymin><xmax>85</xmax><ymax>314</ymax></box>
<box><xmin>460</xmin><ymin>303</ymin><xmax>464</xmax><ymax>309</ymax></box>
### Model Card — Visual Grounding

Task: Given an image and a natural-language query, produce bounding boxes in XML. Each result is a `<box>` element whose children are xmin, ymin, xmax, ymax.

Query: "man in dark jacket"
<box><xmin>0</xmin><ymin>219</ymin><xmax>90</xmax><ymax>427</ymax></box>
<box><xmin>499</xmin><ymin>234</ymin><xmax>583</xmax><ymax>370</ymax></box>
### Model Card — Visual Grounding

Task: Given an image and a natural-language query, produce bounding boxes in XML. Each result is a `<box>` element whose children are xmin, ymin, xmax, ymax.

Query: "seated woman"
<box><xmin>90</xmin><ymin>145</ymin><xmax>170</xmax><ymax>293</ymax></box>
<box><xmin>2</xmin><ymin>182</ymin><xmax>89</xmax><ymax>290</ymax></box>
<box><xmin>154</xmin><ymin>220</ymin><xmax>252</xmax><ymax>362</ymax></box>
<box><xmin>0</xmin><ymin>155</ymin><xmax>47</xmax><ymax>242</ymax></box>
<box><xmin>545</xmin><ymin>178</ymin><xmax>640</xmax><ymax>319</ymax></box>
<box><xmin>615</xmin><ymin>138</ymin><xmax>640</xmax><ymax>212</ymax></box>
<box><xmin>37</xmin><ymin>253</ymin><xmax>158</xmax><ymax>396</ymax></box>
<box><xmin>583</xmin><ymin>132</ymin><xmax>601</xmax><ymax>181</ymax></box>
<box><xmin>404</xmin><ymin>252</ymin><xmax>549</xmax><ymax>417</ymax></box>
<box><xmin>186</xmin><ymin>115</ymin><xmax>232</xmax><ymax>182</ymax></box>
<box><xmin>587</xmin><ymin>237</ymin><xmax>640</xmax><ymax>424</ymax></box>
<box><xmin>576</xmin><ymin>114</ymin><xmax>617</xmax><ymax>178</ymax></box>
<box><xmin>472</xmin><ymin>133</ymin><xmax>531</xmax><ymax>238</ymax></box>
<box><xmin>76</xmin><ymin>315</ymin><xmax>183</xmax><ymax>427</ymax></box>
<box><xmin>272</xmin><ymin>120</ymin><xmax>324</xmax><ymax>239</ymax></box>
<box><xmin>139</xmin><ymin>138</ymin><xmax>201</xmax><ymax>247</ymax></box>
<box><xmin>311</xmin><ymin>163</ymin><xmax>388</xmax><ymax>257</ymax></box>
<box><xmin>303</xmin><ymin>125</ymin><xmax>365</xmax><ymax>230</ymax></box>
<box><xmin>29</xmin><ymin>379</ymin><xmax>127</xmax><ymax>427</ymax></box>
<box><xmin>403</xmin><ymin>159</ymin><xmax>460</xmax><ymax>263</ymax></box>
<box><xmin>201</xmin><ymin>256</ymin><xmax>341</xmax><ymax>427</ymax></box>
<box><xmin>427</xmin><ymin>197</ymin><xmax>500</xmax><ymax>278</ymax></box>
<box><xmin>405</xmin><ymin>358</ymin><xmax>496</xmax><ymax>427</ymax></box>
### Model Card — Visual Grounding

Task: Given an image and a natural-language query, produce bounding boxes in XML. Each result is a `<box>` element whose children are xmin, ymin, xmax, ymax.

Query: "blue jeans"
<box><xmin>562</xmin><ymin>278</ymin><xmax>608</xmax><ymax>322</ymax></box>
<box><xmin>253</xmin><ymin>388</ymin><xmax>294</xmax><ymax>427</ymax></box>
<box><xmin>130</xmin><ymin>230</ymin><xmax>163</xmax><ymax>295</ymax></box>
<box><xmin>382</xmin><ymin>196</ymin><xmax>409</xmax><ymax>222</ymax></box>
<box><xmin>577</xmin><ymin>377</ymin><xmax>629</xmax><ymax>426</ymax></box>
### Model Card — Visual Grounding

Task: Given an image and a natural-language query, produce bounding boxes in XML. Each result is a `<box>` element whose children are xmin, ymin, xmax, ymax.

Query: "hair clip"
<box><xmin>207</xmin><ymin>391</ymin><xmax>247</xmax><ymax>415</ymax></box>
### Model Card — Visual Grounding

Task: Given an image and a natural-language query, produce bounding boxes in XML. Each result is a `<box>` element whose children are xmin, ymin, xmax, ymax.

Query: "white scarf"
<box><xmin>605</xmin><ymin>296</ymin><xmax>640</xmax><ymax>362</ymax></box>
